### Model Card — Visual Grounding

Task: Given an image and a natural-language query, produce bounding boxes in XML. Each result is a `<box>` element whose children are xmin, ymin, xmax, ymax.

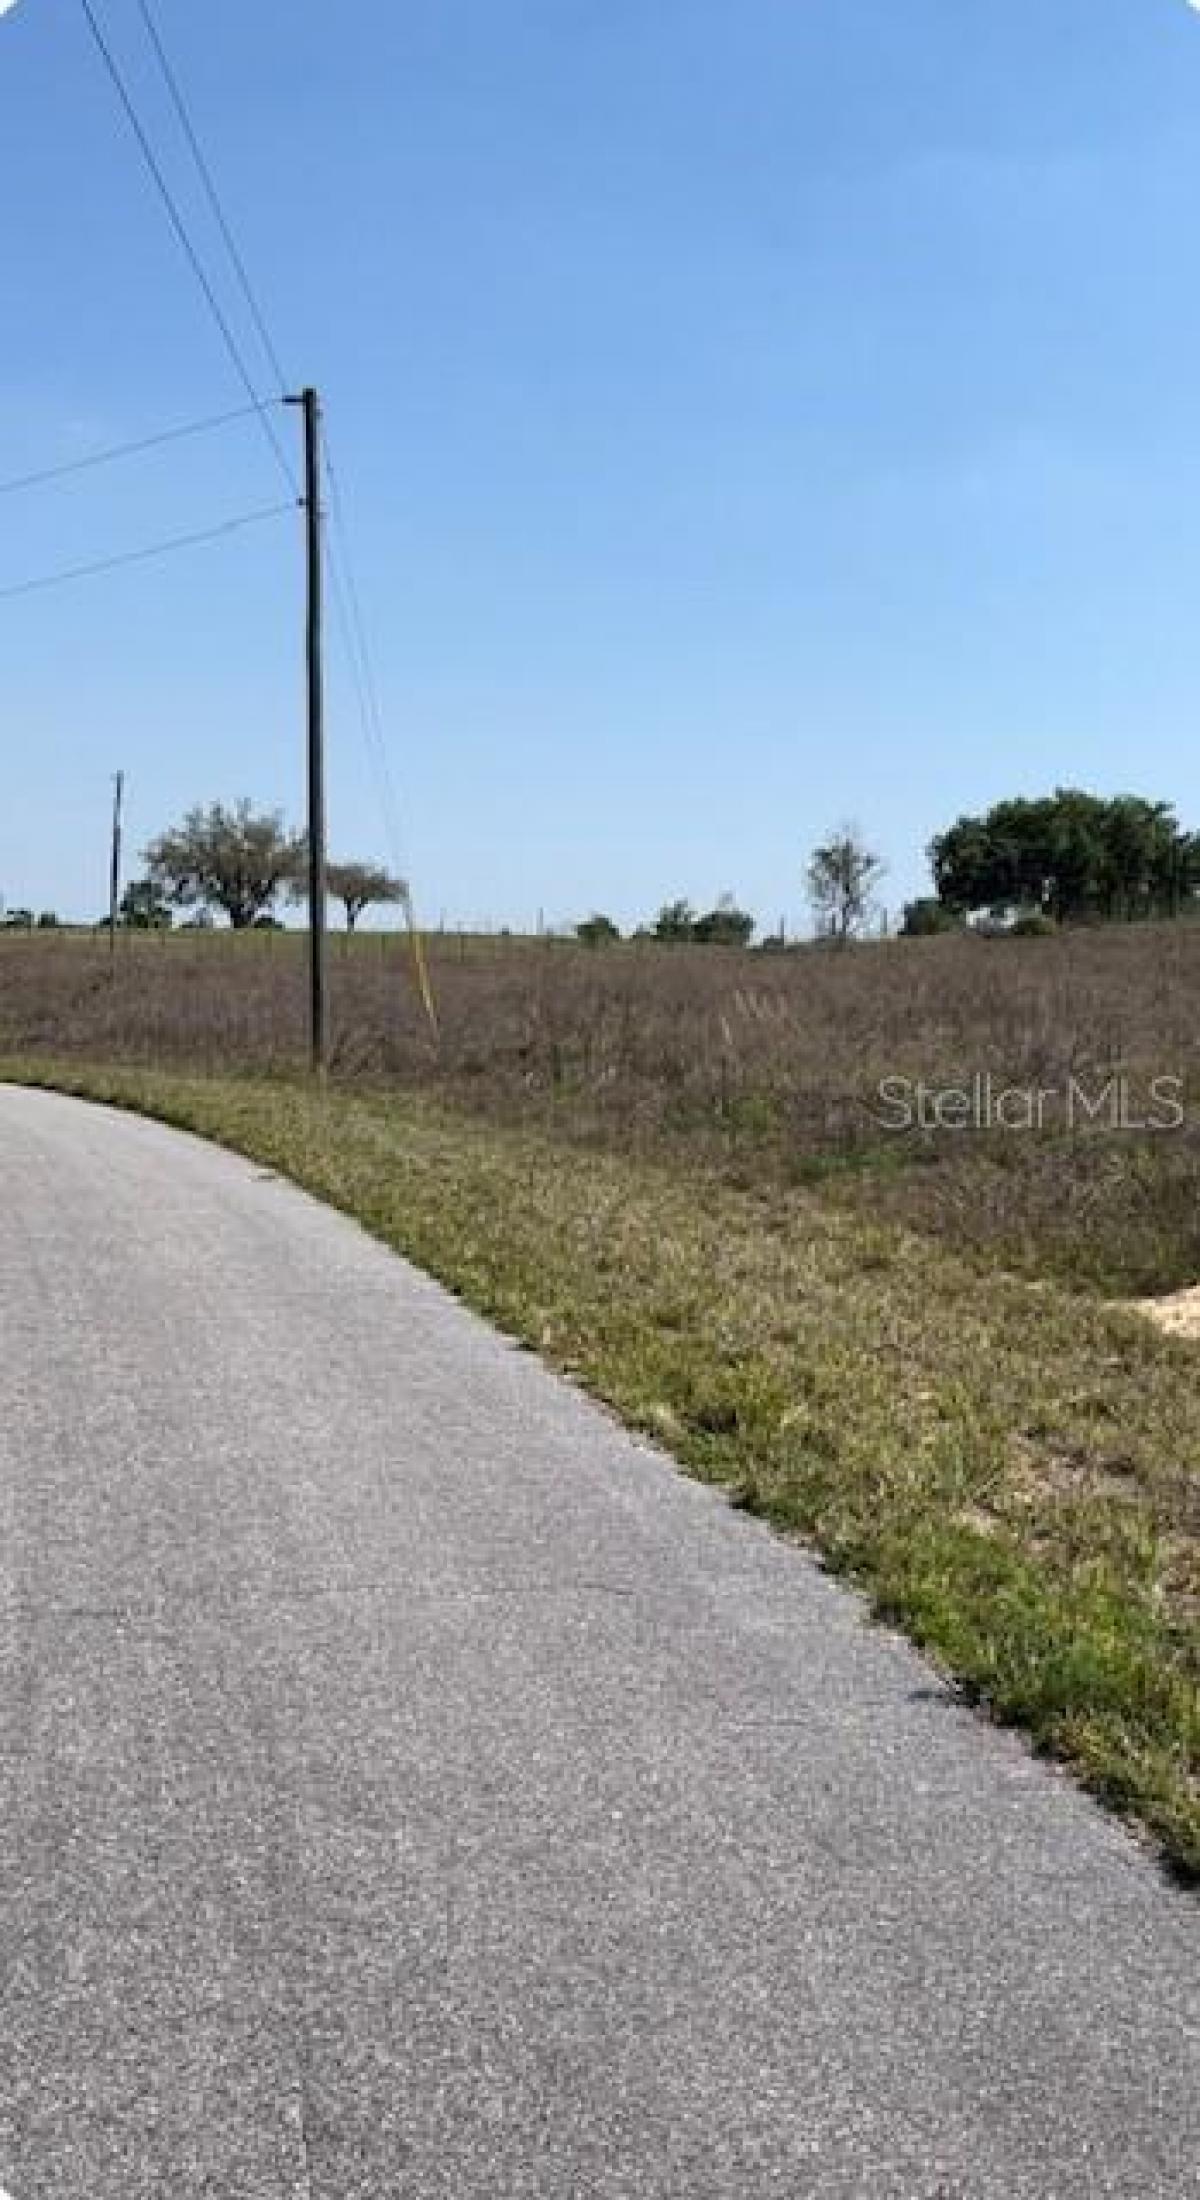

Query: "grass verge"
<box><xmin>6</xmin><ymin>1057</ymin><xmax>1198</xmax><ymax>1883</ymax></box>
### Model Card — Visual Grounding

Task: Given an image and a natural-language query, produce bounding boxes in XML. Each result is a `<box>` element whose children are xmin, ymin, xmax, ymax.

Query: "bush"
<box><xmin>654</xmin><ymin>900</ymin><xmax>696</xmax><ymax>943</ymax></box>
<box><xmin>694</xmin><ymin>897</ymin><xmax>755</xmax><ymax>948</ymax></box>
<box><xmin>576</xmin><ymin>914</ymin><xmax>622</xmax><ymax>949</ymax></box>
<box><xmin>901</xmin><ymin>897</ymin><xmax>962</xmax><ymax>938</ymax></box>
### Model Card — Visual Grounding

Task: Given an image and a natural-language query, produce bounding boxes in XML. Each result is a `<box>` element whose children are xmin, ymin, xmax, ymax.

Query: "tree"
<box><xmin>322</xmin><ymin>861</ymin><xmax>406</xmax><ymax>933</ymax></box>
<box><xmin>930</xmin><ymin>813</ymin><xmax>1005</xmax><ymax>915</ymax></box>
<box><xmin>654</xmin><ymin>899</ymin><xmax>697</xmax><ymax>943</ymax></box>
<box><xmin>145</xmin><ymin>800</ymin><xmax>304</xmax><ymax>930</ymax></box>
<box><xmin>119</xmin><ymin>877</ymin><xmax>173</xmax><ymax>931</ymax></box>
<box><xmin>930</xmin><ymin>789</ymin><xmax>1200</xmax><ymax>925</ymax></box>
<box><xmin>693</xmin><ymin>893</ymin><xmax>755</xmax><ymax>947</ymax></box>
<box><xmin>576</xmin><ymin>913</ymin><xmax>621</xmax><ymax>948</ymax></box>
<box><xmin>807</xmin><ymin>828</ymin><xmax>885</xmax><ymax>943</ymax></box>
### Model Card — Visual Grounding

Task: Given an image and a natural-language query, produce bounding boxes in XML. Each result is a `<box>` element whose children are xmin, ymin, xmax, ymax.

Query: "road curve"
<box><xmin>0</xmin><ymin>1085</ymin><xmax>1195</xmax><ymax>2199</ymax></box>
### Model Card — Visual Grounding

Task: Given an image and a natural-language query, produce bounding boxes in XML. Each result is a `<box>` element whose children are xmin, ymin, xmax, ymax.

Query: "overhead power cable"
<box><xmin>0</xmin><ymin>401</ymin><xmax>280</xmax><ymax>500</ymax></box>
<box><xmin>126</xmin><ymin>0</ymin><xmax>415</xmax><ymax>885</ymax></box>
<box><xmin>77</xmin><ymin>0</ymin><xmax>296</xmax><ymax>494</ymax></box>
<box><xmin>120</xmin><ymin>0</ymin><xmax>416</xmax><ymax>906</ymax></box>
<box><xmin>83</xmin><ymin>0</ymin><xmax>433</xmax><ymax>1028</ymax></box>
<box><xmin>0</xmin><ymin>500</ymin><xmax>298</xmax><ymax>605</ymax></box>
<box><xmin>126</xmin><ymin>0</ymin><xmax>395</xmax><ymax>849</ymax></box>
<box><xmin>134</xmin><ymin>0</ymin><xmax>291</xmax><ymax>396</ymax></box>
<box><xmin>323</xmin><ymin>440</ymin><xmax>409</xmax><ymax>866</ymax></box>
<box><xmin>322</xmin><ymin>441</ymin><xmax>437</xmax><ymax>1036</ymax></box>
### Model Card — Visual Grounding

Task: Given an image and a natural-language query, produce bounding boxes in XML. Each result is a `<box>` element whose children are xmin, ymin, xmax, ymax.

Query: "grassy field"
<box><xmin>6</xmin><ymin>920</ymin><xmax>1200</xmax><ymax>1291</ymax></box>
<box><xmin>2</xmin><ymin>926</ymin><xmax>1198</xmax><ymax>1877</ymax></box>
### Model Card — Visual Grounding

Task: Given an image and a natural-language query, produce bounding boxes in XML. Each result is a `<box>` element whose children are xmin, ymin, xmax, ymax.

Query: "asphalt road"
<box><xmin>0</xmin><ymin>1085</ymin><xmax>1196</xmax><ymax>2199</ymax></box>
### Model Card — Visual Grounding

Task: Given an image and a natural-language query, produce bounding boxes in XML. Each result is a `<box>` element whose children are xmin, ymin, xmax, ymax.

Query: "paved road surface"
<box><xmin>0</xmin><ymin>1085</ymin><xmax>1195</xmax><ymax>2199</ymax></box>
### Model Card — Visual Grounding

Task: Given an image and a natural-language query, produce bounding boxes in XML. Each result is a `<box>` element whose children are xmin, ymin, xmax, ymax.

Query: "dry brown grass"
<box><xmin>5</xmin><ymin>920</ymin><xmax>1200</xmax><ymax>1292</ymax></box>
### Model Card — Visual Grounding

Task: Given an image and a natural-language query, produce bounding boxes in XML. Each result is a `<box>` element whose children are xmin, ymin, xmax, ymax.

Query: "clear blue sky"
<box><xmin>3</xmin><ymin>0</ymin><xmax>1200</xmax><ymax>932</ymax></box>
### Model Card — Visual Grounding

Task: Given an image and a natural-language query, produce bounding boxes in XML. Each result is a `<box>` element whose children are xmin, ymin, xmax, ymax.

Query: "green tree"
<box><xmin>930</xmin><ymin>789</ymin><xmax>1200</xmax><ymax>925</ymax></box>
<box><xmin>320</xmin><ymin>861</ymin><xmax>406</xmax><ymax>933</ymax></box>
<box><xmin>119</xmin><ymin>877</ymin><xmax>173</xmax><ymax>931</ymax></box>
<box><xmin>654</xmin><ymin>899</ymin><xmax>697</xmax><ymax>943</ymax></box>
<box><xmin>900</xmin><ymin>896</ymin><xmax>963</xmax><ymax>937</ymax></box>
<box><xmin>807</xmin><ymin>829</ymin><xmax>885</xmax><ymax>943</ymax></box>
<box><xmin>576</xmin><ymin>914</ymin><xmax>622</xmax><ymax>948</ymax></box>
<box><xmin>1100</xmin><ymin>797</ymin><xmax>1174</xmax><ymax>919</ymax></box>
<box><xmin>693</xmin><ymin>894</ymin><xmax>755</xmax><ymax>947</ymax></box>
<box><xmin>145</xmin><ymin>801</ymin><xmax>304</xmax><ymax>930</ymax></box>
<box><xmin>1043</xmin><ymin>790</ymin><xmax>1109</xmax><ymax>922</ymax></box>
<box><xmin>930</xmin><ymin>814</ymin><xmax>1004</xmax><ymax>914</ymax></box>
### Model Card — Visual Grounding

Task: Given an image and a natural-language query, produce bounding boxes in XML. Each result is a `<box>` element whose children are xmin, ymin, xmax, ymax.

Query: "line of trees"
<box><xmin>12</xmin><ymin>787</ymin><xmax>1199</xmax><ymax>949</ymax></box>
<box><xmin>127</xmin><ymin>800</ymin><xmax>406</xmax><ymax>933</ymax></box>
<box><xmin>576</xmin><ymin>895</ymin><xmax>756</xmax><ymax>948</ymax></box>
<box><xmin>1</xmin><ymin>908</ymin><xmax>61</xmax><ymax>931</ymax></box>
<box><xmin>577</xmin><ymin>791</ymin><xmax>1200</xmax><ymax>950</ymax></box>
<box><xmin>577</xmin><ymin>836</ymin><xmax>886</xmax><ymax>949</ymax></box>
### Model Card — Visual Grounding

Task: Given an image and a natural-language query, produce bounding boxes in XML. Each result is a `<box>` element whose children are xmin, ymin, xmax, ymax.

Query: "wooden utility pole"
<box><xmin>288</xmin><ymin>387</ymin><xmax>328</xmax><ymax>1071</ymax></box>
<box><xmin>108</xmin><ymin>770</ymin><xmax>124</xmax><ymax>967</ymax></box>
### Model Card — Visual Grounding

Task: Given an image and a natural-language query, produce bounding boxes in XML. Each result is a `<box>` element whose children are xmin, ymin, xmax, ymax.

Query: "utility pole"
<box><xmin>287</xmin><ymin>386</ymin><xmax>328</xmax><ymax>1072</ymax></box>
<box><xmin>108</xmin><ymin>770</ymin><xmax>124</xmax><ymax>967</ymax></box>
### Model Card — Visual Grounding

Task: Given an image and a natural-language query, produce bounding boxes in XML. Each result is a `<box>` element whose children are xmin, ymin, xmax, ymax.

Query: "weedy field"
<box><xmin>2</xmin><ymin>923</ymin><xmax>1198</xmax><ymax>1875</ymax></box>
<box><xmin>6</xmin><ymin>919</ymin><xmax>1200</xmax><ymax>1291</ymax></box>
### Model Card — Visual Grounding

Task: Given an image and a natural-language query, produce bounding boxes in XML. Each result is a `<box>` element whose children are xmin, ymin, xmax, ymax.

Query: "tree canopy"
<box><xmin>576</xmin><ymin>913</ymin><xmax>622</xmax><ymax>948</ymax></box>
<box><xmin>654</xmin><ymin>899</ymin><xmax>697</xmax><ymax>943</ymax></box>
<box><xmin>930</xmin><ymin>791</ymin><xmax>1200</xmax><ymax>924</ymax></box>
<box><xmin>322</xmin><ymin>861</ymin><xmax>406</xmax><ymax>932</ymax></box>
<box><xmin>145</xmin><ymin>801</ymin><xmax>304</xmax><ymax>930</ymax></box>
<box><xmin>119</xmin><ymin>877</ymin><xmax>173</xmax><ymax>931</ymax></box>
<box><xmin>693</xmin><ymin>894</ymin><xmax>755</xmax><ymax>947</ymax></box>
<box><xmin>652</xmin><ymin>895</ymin><xmax>754</xmax><ymax>946</ymax></box>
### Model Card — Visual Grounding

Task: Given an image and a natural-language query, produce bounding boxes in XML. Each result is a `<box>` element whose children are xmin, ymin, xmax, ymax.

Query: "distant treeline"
<box><xmin>586</xmin><ymin>792</ymin><xmax>1200</xmax><ymax>947</ymax></box>
<box><xmin>9</xmin><ymin>788</ymin><xmax>1200</xmax><ymax>947</ymax></box>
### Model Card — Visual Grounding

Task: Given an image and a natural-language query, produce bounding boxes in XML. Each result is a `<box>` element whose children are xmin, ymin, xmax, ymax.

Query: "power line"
<box><xmin>323</xmin><ymin>438</ymin><xmax>409</xmax><ymax>871</ymax></box>
<box><xmin>129</xmin><ymin>0</ymin><xmax>408</xmax><ymax>874</ymax></box>
<box><xmin>134</xmin><ymin>0</ymin><xmax>291</xmax><ymax>396</ymax></box>
<box><xmin>0</xmin><ymin>401</ymin><xmax>280</xmax><ymax>500</ymax></box>
<box><xmin>326</xmin><ymin>544</ymin><xmax>407</xmax><ymax>864</ymax></box>
<box><xmin>115</xmin><ymin>0</ymin><xmax>414</xmax><ymax>896</ymax></box>
<box><xmin>0</xmin><ymin>500</ymin><xmax>297</xmax><ymax>605</ymax></box>
<box><xmin>81</xmin><ymin>0</ymin><xmax>424</xmax><ymax>990</ymax></box>
<box><xmin>77</xmin><ymin>0</ymin><xmax>296</xmax><ymax>495</ymax></box>
<box><xmin>320</xmin><ymin>456</ymin><xmax>437</xmax><ymax>1034</ymax></box>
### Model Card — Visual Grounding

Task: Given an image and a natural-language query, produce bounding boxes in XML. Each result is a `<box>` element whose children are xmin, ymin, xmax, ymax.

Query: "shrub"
<box><xmin>576</xmin><ymin>915</ymin><xmax>622</xmax><ymax>949</ymax></box>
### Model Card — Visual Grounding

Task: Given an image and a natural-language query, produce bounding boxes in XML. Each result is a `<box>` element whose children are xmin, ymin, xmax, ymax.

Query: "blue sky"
<box><xmin>3</xmin><ymin>0</ymin><xmax>1200</xmax><ymax>932</ymax></box>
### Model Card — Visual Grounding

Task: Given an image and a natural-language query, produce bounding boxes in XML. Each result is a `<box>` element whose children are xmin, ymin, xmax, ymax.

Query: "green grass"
<box><xmin>5</xmin><ymin>1056</ymin><xmax>1198</xmax><ymax>1883</ymax></box>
